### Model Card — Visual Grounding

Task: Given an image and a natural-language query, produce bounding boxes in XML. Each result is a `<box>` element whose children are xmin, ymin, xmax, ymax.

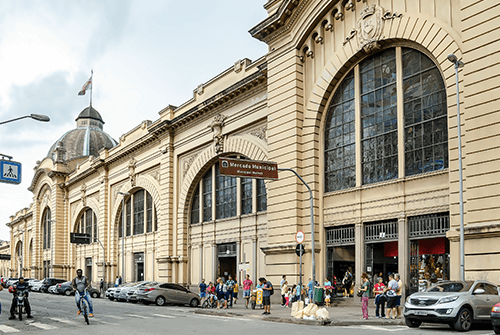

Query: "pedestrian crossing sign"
<box><xmin>0</xmin><ymin>159</ymin><xmax>22</xmax><ymax>184</ymax></box>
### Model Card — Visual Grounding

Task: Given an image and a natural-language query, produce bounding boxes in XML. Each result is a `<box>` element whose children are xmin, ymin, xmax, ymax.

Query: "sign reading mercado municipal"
<box><xmin>0</xmin><ymin>159</ymin><xmax>22</xmax><ymax>185</ymax></box>
<box><xmin>219</xmin><ymin>157</ymin><xmax>278</xmax><ymax>180</ymax></box>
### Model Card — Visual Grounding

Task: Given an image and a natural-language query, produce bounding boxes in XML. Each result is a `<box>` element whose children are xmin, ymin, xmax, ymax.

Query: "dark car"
<box><xmin>56</xmin><ymin>281</ymin><xmax>101</xmax><ymax>298</ymax></box>
<box><xmin>492</xmin><ymin>302</ymin><xmax>500</xmax><ymax>334</ymax></box>
<box><xmin>40</xmin><ymin>278</ymin><xmax>66</xmax><ymax>293</ymax></box>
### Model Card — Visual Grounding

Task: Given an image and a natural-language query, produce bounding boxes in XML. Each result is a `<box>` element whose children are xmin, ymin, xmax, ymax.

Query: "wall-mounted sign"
<box><xmin>219</xmin><ymin>157</ymin><xmax>278</xmax><ymax>180</ymax></box>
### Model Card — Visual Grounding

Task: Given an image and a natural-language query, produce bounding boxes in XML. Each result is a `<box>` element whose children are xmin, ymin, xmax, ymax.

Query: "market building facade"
<box><xmin>6</xmin><ymin>0</ymin><xmax>500</xmax><ymax>295</ymax></box>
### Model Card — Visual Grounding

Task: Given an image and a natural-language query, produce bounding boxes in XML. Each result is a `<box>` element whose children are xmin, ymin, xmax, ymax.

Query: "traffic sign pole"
<box><xmin>299</xmin><ymin>245</ymin><xmax>302</xmax><ymax>301</ymax></box>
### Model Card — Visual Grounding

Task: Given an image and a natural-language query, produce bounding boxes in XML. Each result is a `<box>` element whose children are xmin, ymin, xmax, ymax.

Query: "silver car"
<box><xmin>136</xmin><ymin>283</ymin><xmax>200</xmax><ymax>307</ymax></box>
<box><xmin>404</xmin><ymin>280</ymin><xmax>500</xmax><ymax>331</ymax></box>
<box><xmin>114</xmin><ymin>281</ymin><xmax>157</xmax><ymax>302</ymax></box>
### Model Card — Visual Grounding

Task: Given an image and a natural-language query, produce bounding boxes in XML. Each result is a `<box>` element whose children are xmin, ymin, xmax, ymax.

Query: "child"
<box><xmin>325</xmin><ymin>289</ymin><xmax>331</xmax><ymax>307</ymax></box>
<box><xmin>281</xmin><ymin>280</ymin><xmax>288</xmax><ymax>307</ymax></box>
<box><xmin>285</xmin><ymin>287</ymin><xmax>291</xmax><ymax>307</ymax></box>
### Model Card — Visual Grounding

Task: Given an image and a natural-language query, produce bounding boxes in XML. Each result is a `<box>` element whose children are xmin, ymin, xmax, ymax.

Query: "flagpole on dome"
<box><xmin>90</xmin><ymin>69</ymin><xmax>93</xmax><ymax>107</ymax></box>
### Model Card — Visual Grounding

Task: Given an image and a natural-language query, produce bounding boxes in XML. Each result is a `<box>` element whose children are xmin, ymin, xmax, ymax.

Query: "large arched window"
<box><xmin>190</xmin><ymin>157</ymin><xmax>268</xmax><ymax>224</ymax></box>
<box><xmin>41</xmin><ymin>207</ymin><xmax>51</xmax><ymax>250</ymax></box>
<box><xmin>118</xmin><ymin>189</ymin><xmax>158</xmax><ymax>238</ymax></box>
<box><xmin>324</xmin><ymin>47</ymin><xmax>447</xmax><ymax>192</ymax></box>
<box><xmin>76</xmin><ymin>208</ymin><xmax>97</xmax><ymax>242</ymax></box>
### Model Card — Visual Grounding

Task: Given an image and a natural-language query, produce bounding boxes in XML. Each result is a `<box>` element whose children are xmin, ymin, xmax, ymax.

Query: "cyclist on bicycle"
<box><xmin>71</xmin><ymin>269</ymin><xmax>94</xmax><ymax>317</ymax></box>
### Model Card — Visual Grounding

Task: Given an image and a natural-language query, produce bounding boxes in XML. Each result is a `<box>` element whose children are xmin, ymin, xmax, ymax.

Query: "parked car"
<box><xmin>56</xmin><ymin>281</ymin><xmax>101</xmax><ymax>298</ymax></box>
<box><xmin>30</xmin><ymin>280</ymin><xmax>44</xmax><ymax>292</ymax></box>
<box><xmin>136</xmin><ymin>283</ymin><xmax>200</xmax><ymax>307</ymax></box>
<box><xmin>404</xmin><ymin>280</ymin><xmax>500</xmax><ymax>331</ymax></box>
<box><xmin>5</xmin><ymin>278</ymin><xmax>18</xmax><ymax>287</ymax></box>
<box><xmin>492</xmin><ymin>302</ymin><xmax>500</xmax><ymax>334</ymax></box>
<box><xmin>108</xmin><ymin>282</ymin><xmax>137</xmax><ymax>301</ymax></box>
<box><xmin>40</xmin><ymin>278</ymin><xmax>66</xmax><ymax>293</ymax></box>
<box><xmin>48</xmin><ymin>284</ymin><xmax>58</xmax><ymax>294</ymax></box>
<box><xmin>115</xmin><ymin>281</ymin><xmax>158</xmax><ymax>302</ymax></box>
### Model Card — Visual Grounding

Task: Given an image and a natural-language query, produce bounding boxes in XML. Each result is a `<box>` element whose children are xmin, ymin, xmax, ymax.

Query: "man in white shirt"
<box><xmin>385</xmin><ymin>274</ymin><xmax>398</xmax><ymax>319</ymax></box>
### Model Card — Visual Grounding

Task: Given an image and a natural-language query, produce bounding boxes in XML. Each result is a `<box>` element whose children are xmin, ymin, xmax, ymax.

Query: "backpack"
<box><xmin>268</xmin><ymin>282</ymin><xmax>274</xmax><ymax>295</ymax></box>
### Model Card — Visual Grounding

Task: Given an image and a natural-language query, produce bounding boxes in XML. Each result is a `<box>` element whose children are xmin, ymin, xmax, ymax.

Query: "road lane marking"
<box><xmin>49</xmin><ymin>318</ymin><xmax>79</xmax><ymax>325</ymax></box>
<box><xmin>0</xmin><ymin>325</ymin><xmax>21</xmax><ymax>333</ymax></box>
<box><xmin>30</xmin><ymin>322</ymin><xmax>58</xmax><ymax>330</ymax></box>
<box><xmin>105</xmin><ymin>315</ymin><xmax>126</xmax><ymax>320</ymax></box>
<box><xmin>97</xmin><ymin>320</ymin><xmax>120</xmax><ymax>326</ymax></box>
<box><xmin>126</xmin><ymin>314</ymin><xmax>151</xmax><ymax>319</ymax></box>
<box><xmin>152</xmin><ymin>314</ymin><xmax>176</xmax><ymax>318</ymax></box>
<box><xmin>191</xmin><ymin>314</ymin><xmax>229</xmax><ymax>321</ymax></box>
<box><xmin>361</xmin><ymin>325</ymin><xmax>405</xmax><ymax>332</ymax></box>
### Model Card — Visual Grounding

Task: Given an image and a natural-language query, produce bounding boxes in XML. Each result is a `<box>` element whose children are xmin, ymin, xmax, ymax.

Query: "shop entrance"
<box><xmin>364</xmin><ymin>219</ymin><xmax>399</xmax><ymax>281</ymax></box>
<box><xmin>326</xmin><ymin>225</ymin><xmax>355</xmax><ymax>293</ymax></box>
<box><xmin>408</xmin><ymin>212</ymin><xmax>450</xmax><ymax>294</ymax></box>
<box><xmin>365</xmin><ymin>242</ymin><xmax>398</xmax><ymax>280</ymax></box>
<box><xmin>217</xmin><ymin>243</ymin><xmax>236</xmax><ymax>282</ymax></box>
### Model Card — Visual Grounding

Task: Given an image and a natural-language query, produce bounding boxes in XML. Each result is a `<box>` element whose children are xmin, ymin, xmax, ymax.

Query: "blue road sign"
<box><xmin>0</xmin><ymin>159</ymin><xmax>22</xmax><ymax>184</ymax></box>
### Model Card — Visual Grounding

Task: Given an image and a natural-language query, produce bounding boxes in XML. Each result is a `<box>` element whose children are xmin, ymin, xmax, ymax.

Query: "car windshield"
<box><xmin>426</xmin><ymin>281</ymin><xmax>473</xmax><ymax>293</ymax></box>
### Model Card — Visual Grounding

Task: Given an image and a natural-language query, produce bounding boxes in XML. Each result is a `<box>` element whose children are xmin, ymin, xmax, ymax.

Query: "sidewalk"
<box><xmin>194</xmin><ymin>296</ymin><xmax>406</xmax><ymax>327</ymax></box>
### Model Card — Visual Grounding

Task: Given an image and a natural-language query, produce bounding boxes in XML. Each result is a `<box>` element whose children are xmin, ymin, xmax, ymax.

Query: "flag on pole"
<box><xmin>78</xmin><ymin>76</ymin><xmax>92</xmax><ymax>96</ymax></box>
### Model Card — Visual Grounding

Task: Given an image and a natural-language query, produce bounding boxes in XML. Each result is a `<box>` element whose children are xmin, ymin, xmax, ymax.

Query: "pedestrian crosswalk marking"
<box><xmin>152</xmin><ymin>314</ymin><xmax>176</xmax><ymax>318</ymax></box>
<box><xmin>0</xmin><ymin>325</ymin><xmax>21</xmax><ymax>333</ymax></box>
<box><xmin>50</xmin><ymin>317</ymin><xmax>79</xmax><ymax>325</ymax></box>
<box><xmin>97</xmin><ymin>320</ymin><xmax>120</xmax><ymax>326</ymax></box>
<box><xmin>105</xmin><ymin>315</ymin><xmax>126</xmax><ymax>320</ymax></box>
<box><xmin>30</xmin><ymin>322</ymin><xmax>58</xmax><ymax>330</ymax></box>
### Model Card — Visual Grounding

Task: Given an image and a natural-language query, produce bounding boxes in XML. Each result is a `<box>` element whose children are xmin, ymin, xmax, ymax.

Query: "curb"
<box><xmin>193</xmin><ymin>309</ymin><xmax>406</xmax><ymax>327</ymax></box>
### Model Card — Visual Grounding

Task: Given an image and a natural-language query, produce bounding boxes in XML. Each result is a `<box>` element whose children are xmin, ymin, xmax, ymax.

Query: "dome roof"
<box><xmin>47</xmin><ymin>106</ymin><xmax>117</xmax><ymax>162</ymax></box>
<box><xmin>76</xmin><ymin>106</ymin><xmax>104</xmax><ymax>123</ymax></box>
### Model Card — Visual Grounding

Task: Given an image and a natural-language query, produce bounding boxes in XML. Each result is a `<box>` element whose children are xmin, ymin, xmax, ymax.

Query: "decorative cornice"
<box><xmin>249</xmin><ymin>0</ymin><xmax>301</xmax><ymax>42</ymax></box>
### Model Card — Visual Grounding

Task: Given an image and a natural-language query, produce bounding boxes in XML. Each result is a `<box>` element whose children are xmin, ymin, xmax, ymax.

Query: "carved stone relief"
<box><xmin>210</xmin><ymin>114</ymin><xmax>227</xmax><ymax>154</ymax></box>
<box><xmin>128</xmin><ymin>158</ymin><xmax>137</xmax><ymax>187</ymax></box>
<box><xmin>249</xmin><ymin>125</ymin><xmax>268</xmax><ymax>143</ymax></box>
<box><xmin>80</xmin><ymin>183</ymin><xmax>87</xmax><ymax>206</ymax></box>
<box><xmin>343</xmin><ymin>5</ymin><xmax>402</xmax><ymax>53</ymax></box>
<box><xmin>182</xmin><ymin>154</ymin><xmax>199</xmax><ymax>179</ymax></box>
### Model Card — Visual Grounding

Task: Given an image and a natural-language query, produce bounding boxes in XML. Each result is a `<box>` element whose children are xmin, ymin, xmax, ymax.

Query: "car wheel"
<box><xmin>190</xmin><ymin>298</ymin><xmax>199</xmax><ymax>307</ymax></box>
<box><xmin>156</xmin><ymin>296</ymin><xmax>166</xmax><ymax>306</ymax></box>
<box><xmin>493</xmin><ymin>326</ymin><xmax>500</xmax><ymax>334</ymax></box>
<box><xmin>109</xmin><ymin>297</ymin><xmax>115</xmax><ymax>301</ymax></box>
<box><xmin>64</xmin><ymin>290</ymin><xmax>72</xmax><ymax>296</ymax></box>
<box><xmin>129</xmin><ymin>299</ymin><xmax>138</xmax><ymax>304</ymax></box>
<box><xmin>91</xmin><ymin>292</ymin><xmax>98</xmax><ymax>299</ymax></box>
<box><xmin>405</xmin><ymin>318</ymin><xmax>422</xmax><ymax>328</ymax></box>
<box><xmin>453</xmin><ymin>307</ymin><xmax>472</xmax><ymax>332</ymax></box>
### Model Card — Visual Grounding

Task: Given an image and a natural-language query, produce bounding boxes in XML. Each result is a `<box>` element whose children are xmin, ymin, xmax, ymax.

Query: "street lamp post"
<box><xmin>117</xmin><ymin>192</ymin><xmax>130</xmax><ymax>284</ymax></box>
<box><xmin>447</xmin><ymin>53</ymin><xmax>465</xmax><ymax>282</ymax></box>
<box><xmin>0</xmin><ymin>114</ymin><xmax>50</xmax><ymax>125</ymax></box>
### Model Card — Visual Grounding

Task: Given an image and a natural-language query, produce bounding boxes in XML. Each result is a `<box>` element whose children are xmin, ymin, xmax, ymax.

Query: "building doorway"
<box><xmin>217</xmin><ymin>243</ymin><xmax>236</xmax><ymax>282</ymax></box>
<box><xmin>364</xmin><ymin>219</ymin><xmax>399</xmax><ymax>281</ymax></box>
<box><xmin>86</xmin><ymin>257</ymin><xmax>92</xmax><ymax>281</ymax></box>
<box><xmin>134</xmin><ymin>252</ymin><xmax>144</xmax><ymax>281</ymax></box>
<box><xmin>326</xmin><ymin>225</ymin><xmax>355</xmax><ymax>291</ymax></box>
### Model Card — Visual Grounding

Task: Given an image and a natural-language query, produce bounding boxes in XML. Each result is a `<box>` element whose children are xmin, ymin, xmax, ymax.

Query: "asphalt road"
<box><xmin>0</xmin><ymin>290</ymin><xmax>496</xmax><ymax>335</ymax></box>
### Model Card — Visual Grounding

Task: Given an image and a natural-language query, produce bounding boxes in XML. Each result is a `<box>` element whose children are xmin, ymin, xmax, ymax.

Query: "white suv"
<box><xmin>404</xmin><ymin>280</ymin><xmax>500</xmax><ymax>331</ymax></box>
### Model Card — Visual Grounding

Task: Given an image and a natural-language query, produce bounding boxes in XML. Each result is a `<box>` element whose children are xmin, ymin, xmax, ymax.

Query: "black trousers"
<box><xmin>10</xmin><ymin>296</ymin><xmax>31</xmax><ymax>316</ymax></box>
<box><xmin>375</xmin><ymin>295</ymin><xmax>386</xmax><ymax>317</ymax></box>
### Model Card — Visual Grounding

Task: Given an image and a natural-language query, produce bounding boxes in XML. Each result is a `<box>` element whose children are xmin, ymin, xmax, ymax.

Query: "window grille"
<box><xmin>409</xmin><ymin>212</ymin><xmax>449</xmax><ymax>238</ymax></box>
<box><xmin>364</xmin><ymin>219</ymin><xmax>398</xmax><ymax>242</ymax></box>
<box><xmin>326</xmin><ymin>225</ymin><xmax>355</xmax><ymax>246</ymax></box>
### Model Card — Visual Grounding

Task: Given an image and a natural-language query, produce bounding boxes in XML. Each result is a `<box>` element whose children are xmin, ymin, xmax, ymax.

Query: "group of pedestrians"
<box><xmin>199</xmin><ymin>275</ymin><xmax>275</xmax><ymax>314</ymax></box>
<box><xmin>359</xmin><ymin>272</ymin><xmax>403</xmax><ymax>320</ymax></box>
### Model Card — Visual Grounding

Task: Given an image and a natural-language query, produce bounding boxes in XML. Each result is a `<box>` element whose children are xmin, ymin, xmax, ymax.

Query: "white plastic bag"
<box><xmin>303</xmin><ymin>303</ymin><xmax>318</xmax><ymax>317</ymax></box>
<box><xmin>315</xmin><ymin>307</ymin><xmax>330</xmax><ymax>320</ymax></box>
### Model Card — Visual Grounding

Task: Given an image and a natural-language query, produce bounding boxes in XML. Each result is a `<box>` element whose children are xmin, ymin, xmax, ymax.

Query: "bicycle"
<box><xmin>77</xmin><ymin>289</ymin><xmax>90</xmax><ymax>325</ymax></box>
<box><xmin>201</xmin><ymin>293</ymin><xmax>217</xmax><ymax>309</ymax></box>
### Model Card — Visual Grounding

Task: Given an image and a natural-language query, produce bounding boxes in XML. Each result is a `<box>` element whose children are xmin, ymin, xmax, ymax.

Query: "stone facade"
<box><xmin>5</xmin><ymin>0</ymin><xmax>500</xmax><ymax>294</ymax></box>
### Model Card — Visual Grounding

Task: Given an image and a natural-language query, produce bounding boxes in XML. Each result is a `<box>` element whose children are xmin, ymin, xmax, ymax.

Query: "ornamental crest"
<box><xmin>357</xmin><ymin>5</ymin><xmax>384</xmax><ymax>53</ymax></box>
